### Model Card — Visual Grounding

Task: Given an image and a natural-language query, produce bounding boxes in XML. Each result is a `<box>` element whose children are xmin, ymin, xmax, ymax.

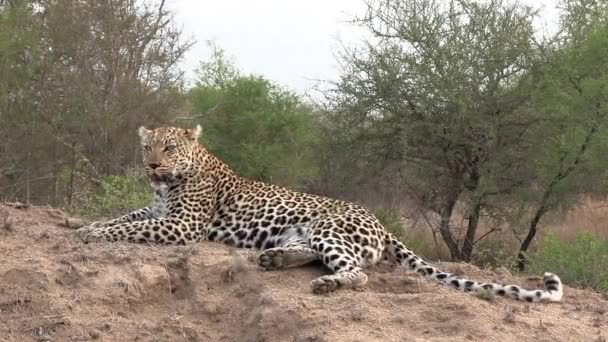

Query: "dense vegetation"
<box><xmin>1</xmin><ymin>0</ymin><xmax>607</xmax><ymax>291</ymax></box>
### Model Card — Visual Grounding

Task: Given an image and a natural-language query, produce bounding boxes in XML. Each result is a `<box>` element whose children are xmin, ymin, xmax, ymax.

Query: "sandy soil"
<box><xmin>0</xmin><ymin>202</ymin><xmax>606</xmax><ymax>342</ymax></box>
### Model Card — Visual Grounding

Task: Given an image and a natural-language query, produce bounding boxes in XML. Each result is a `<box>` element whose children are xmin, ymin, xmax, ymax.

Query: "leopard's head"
<box><xmin>137</xmin><ymin>125</ymin><xmax>202</xmax><ymax>184</ymax></box>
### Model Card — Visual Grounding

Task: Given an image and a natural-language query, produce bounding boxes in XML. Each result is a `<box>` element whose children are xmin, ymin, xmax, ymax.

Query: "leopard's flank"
<box><xmin>77</xmin><ymin>125</ymin><xmax>563</xmax><ymax>301</ymax></box>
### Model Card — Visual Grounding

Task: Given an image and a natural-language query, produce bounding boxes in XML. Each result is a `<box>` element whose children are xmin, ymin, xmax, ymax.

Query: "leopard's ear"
<box><xmin>138</xmin><ymin>126</ymin><xmax>152</xmax><ymax>139</ymax></box>
<box><xmin>184</xmin><ymin>124</ymin><xmax>202</xmax><ymax>142</ymax></box>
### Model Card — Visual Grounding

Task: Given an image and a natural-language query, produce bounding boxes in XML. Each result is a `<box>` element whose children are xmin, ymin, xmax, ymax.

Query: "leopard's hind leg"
<box><xmin>310</xmin><ymin>266</ymin><xmax>368</xmax><ymax>294</ymax></box>
<box><xmin>307</xmin><ymin>216</ymin><xmax>381</xmax><ymax>294</ymax></box>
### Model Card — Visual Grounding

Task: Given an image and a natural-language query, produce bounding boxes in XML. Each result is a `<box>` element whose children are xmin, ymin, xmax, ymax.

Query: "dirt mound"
<box><xmin>0</xmin><ymin>203</ymin><xmax>606</xmax><ymax>342</ymax></box>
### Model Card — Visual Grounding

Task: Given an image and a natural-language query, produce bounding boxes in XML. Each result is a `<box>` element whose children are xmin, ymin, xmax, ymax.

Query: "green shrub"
<box><xmin>79</xmin><ymin>170</ymin><xmax>152</xmax><ymax>218</ymax></box>
<box><xmin>373</xmin><ymin>208</ymin><xmax>403</xmax><ymax>240</ymax></box>
<box><xmin>401</xmin><ymin>234</ymin><xmax>436</xmax><ymax>259</ymax></box>
<box><xmin>529</xmin><ymin>232</ymin><xmax>608</xmax><ymax>292</ymax></box>
<box><xmin>190</xmin><ymin>46</ymin><xmax>321</xmax><ymax>189</ymax></box>
<box><xmin>472</xmin><ymin>238</ymin><xmax>518</xmax><ymax>269</ymax></box>
<box><xmin>373</xmin><ymin>208</ymin><xmax>435</xmax><ymax>258</ymax></box>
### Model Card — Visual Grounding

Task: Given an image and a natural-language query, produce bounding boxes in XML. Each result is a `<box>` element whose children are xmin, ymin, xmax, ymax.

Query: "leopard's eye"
<box><xmin>164</xmin><ymin>145</ymin><xmax>177</xmax><ymax>152</ymax></box>
<box><xmin>143</xmin><ymin>145</ymin><xmax>151</xmax><ymax>152</ymax></box>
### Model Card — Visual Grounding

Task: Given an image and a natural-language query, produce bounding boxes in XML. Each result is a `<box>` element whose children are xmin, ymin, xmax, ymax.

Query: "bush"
<box><xmin>472</xmin><ymin>238</ymin><xmax>518</xmax><ymax>269</ymax></box>
<box><xmin>373</xmin><ymin>208</ymin><xmax>435</xmax><ymax>258</ymax></box>
<box><xmin>373</xmin><ymin>208</ymin><xmax>403</xmax><ymax>240</ymax></box>
<box><xmin>529</xmin><ymin>232</ymin><xmax>608</xmax><ymax>292</ymax></box>
<box><xmin>190</xmin><ymin>46</ymin><xmax>321</xmax><ymax>189</ymax></box>
<box><xmin>79</xmin><ymin>170</ymin><xmax>152</xmax><ymax>218</ymax></box>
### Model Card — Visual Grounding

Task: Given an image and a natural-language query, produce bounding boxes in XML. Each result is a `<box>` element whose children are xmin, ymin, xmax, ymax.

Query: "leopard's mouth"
<box><xmin>149</xmin><ymin>174</ymin><xmax>168</xmax><ymax>182</ymax></box>
<box><xmin>151</xmin><ymin>174</ymin><xmax>173</xmax><ymax>183</ymax></box>
<box><xmin>146</xmin><ymin>170</ymin><xmax>174</xmax><ymax>183</ymax></box>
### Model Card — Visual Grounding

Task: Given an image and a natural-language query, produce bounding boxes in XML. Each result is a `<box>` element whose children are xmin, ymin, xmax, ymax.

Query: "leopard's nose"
<box><xmin>148</xmin><ymin>162</ymin><xmax>160</xmax><ymax>170</ymax></box>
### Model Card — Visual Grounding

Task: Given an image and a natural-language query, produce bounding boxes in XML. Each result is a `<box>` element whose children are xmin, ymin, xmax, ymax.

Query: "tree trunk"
<box><xmin>52</xmin><ymin>144</ymin><xmax>59</xmax><ymax>206</ymax></box>
<box><xmin>25</xmin><ymin>125</ymin><xmax>32</xmax><ymax>204</ymax></box>
<box><xmin>67</xmin><ymin>143</ymin><xmax>76</xmax><ymax>207</ymax></box>
<box><xmin>25</xmin><ymin>153</ymin><xmax>31</xmax><ymax>204</ymax></box>
<box><xmin>461</xmin><ymin>197</ymin><xmax>482</xmax><ymax>262</ymax></box>
<box><xmin>437</xmin><ymin>190</ymin><xmax>462</xmax><ymax>260</ymax></box>
<box><xmin>461</xmin><ymin>165</ymin><xmax>481</xmax><ymax>262</ymax></box>
<box><xmin>517</xmin><ymin>124</ymin><xmax>598</xmax><ymax>271</ymax></box>
<box><xmin>516</xmin><ymin>204</ymin><xmax>547</xmax><ymax>270</ymax></box>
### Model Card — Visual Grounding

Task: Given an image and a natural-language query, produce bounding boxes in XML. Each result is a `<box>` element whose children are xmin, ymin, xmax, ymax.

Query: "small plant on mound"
<box><xmin>80</xmin><ymin>170</ymin><xmax>152</xmax><ymax>218</ymax></box>
<box><xmin>474</xmin><ymin>288</ymin><xmax>496</xmax><ymax>302</ymax></box>
<box><xmin>529</xmin><ymin>232</ymin><xmax>608</xmax><ymax>292</ymax></box>
<box><xmin>1</xmin><ymin>208</ymin><xmax>12</xmax><ymax>232</ymax></box>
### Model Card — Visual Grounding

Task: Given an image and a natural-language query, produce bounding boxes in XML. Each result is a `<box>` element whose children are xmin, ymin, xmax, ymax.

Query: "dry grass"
<box><xmin>1</xmin><ymin>208</ymin><xmax>13</xmax><ymax>232</ymax></box>
<box><xmin>544</xmin><ymin>196</ymin><xmax>608</xmax><ymax>240</ymax></box>
<box><xmin>393</xmin><ymin>196</ymin><xmax>608</xmax><ymax>263</ymax></box>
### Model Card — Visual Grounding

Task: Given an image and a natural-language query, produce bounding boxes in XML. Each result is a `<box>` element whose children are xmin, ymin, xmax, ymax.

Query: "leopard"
<box><xmin>76</xmin><ymin>125</ymin><xmax>563</xmax><ymax>302</ymax></box>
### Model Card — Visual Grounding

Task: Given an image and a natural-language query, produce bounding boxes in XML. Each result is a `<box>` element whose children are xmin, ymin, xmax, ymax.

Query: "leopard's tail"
<box><xmin>385</xmin><ymin>237</ymin><xmax>563</xmax><ymax>303</ymax></box>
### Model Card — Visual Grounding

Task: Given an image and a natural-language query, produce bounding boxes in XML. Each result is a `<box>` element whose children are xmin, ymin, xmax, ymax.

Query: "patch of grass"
<box><xmin>78</xmin><ymin>169</ymin><xmax>152</xmax><ymax>218</ymax></box>
<box><xmin>529</xmin><ymin>232</ymin><xmax>608</xmax><ymax>292</ymax></box>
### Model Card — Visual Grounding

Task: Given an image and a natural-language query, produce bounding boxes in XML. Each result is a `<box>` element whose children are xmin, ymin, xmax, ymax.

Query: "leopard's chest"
<box><xmin>154</xmin><ymin>180</ymin><xmax>216</xmax><ymax>222</ymax></box>
<box><xmin>150</xmin><ymin>182</ymin><xmax>169</xmax><ymax>218</ymax></box>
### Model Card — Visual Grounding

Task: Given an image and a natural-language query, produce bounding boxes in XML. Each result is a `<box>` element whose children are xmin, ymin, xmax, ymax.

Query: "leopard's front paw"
<box><xmin>76</xmin><ymin>225</ymin><xmax>106</xmax><ymax>243</ymax></box>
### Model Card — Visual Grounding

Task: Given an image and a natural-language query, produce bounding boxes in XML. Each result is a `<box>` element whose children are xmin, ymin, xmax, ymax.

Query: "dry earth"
<box><xmin>0</xmin><ymin>202</ymin><xmax>607</xmax><ymax>342</ymax></box>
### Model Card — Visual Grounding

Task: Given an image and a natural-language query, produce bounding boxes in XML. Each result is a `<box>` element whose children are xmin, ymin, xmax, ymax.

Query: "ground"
<box><xmin>0</xmin><ymin>203</ymin><xmax>607</xmax><ymax>342</ymax></box>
